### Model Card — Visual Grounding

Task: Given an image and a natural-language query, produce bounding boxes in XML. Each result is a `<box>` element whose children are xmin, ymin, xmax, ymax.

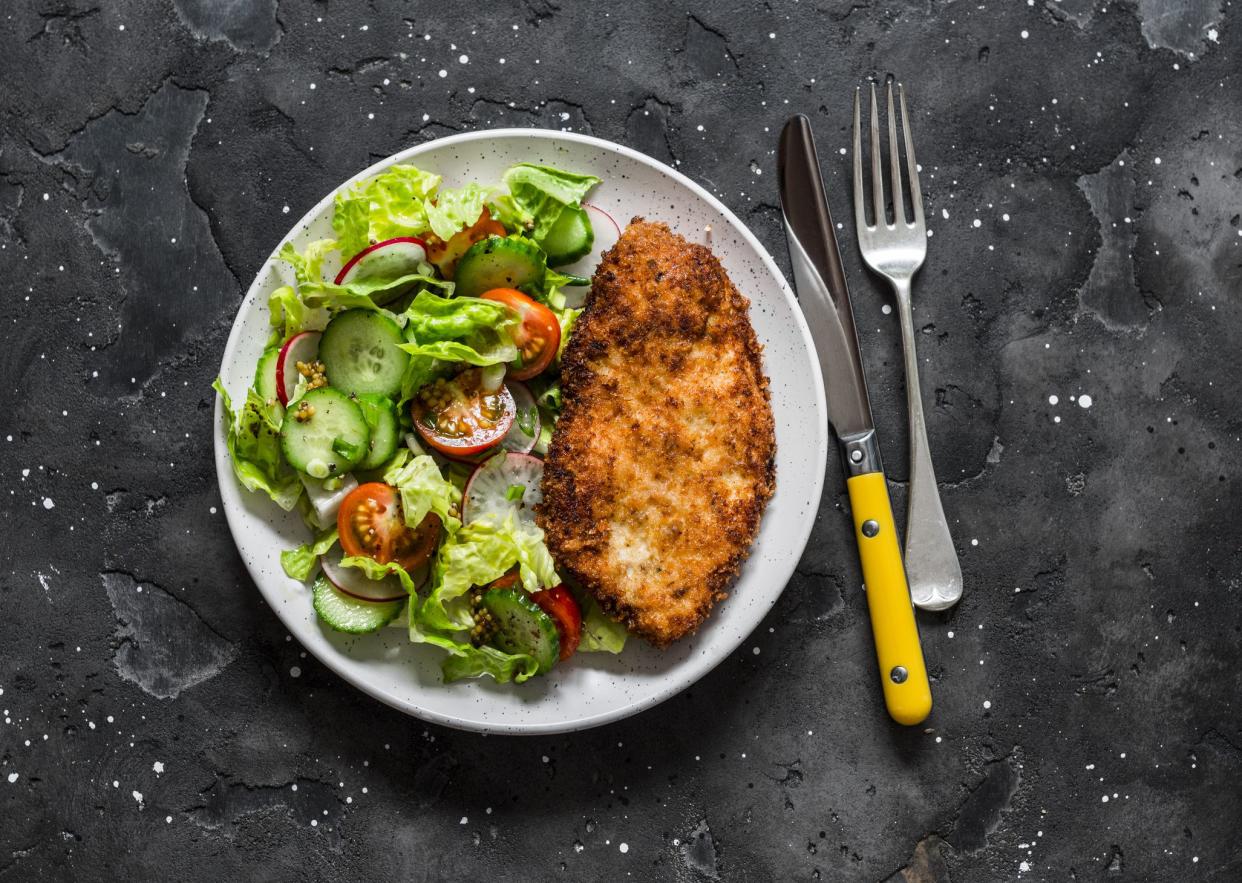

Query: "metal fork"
<box><xmin>852</xmin><ymin>81</ymin><xmax>963</xmax><ymax>612</ymax></box>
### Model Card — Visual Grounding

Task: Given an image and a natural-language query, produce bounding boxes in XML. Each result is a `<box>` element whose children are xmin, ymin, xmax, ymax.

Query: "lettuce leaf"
<box><xmin>425</xmin><ymin>182</ymin><xmax>490</xmax><ymax>241</ymax></box>
<box><xmin>339</xmin><ymin>555</ymin><xmax>419</xmax><ymax>594</ymax></box>
<box><xmin>268</xmin><ymin>285</ymin><xmax>329</xmax><ymax>343</ymax></box>
<box><xmin>404</xmin><ymin>514</ymin><xmax>557</xmax><ymax>684</ymax></box>
<box><xmin>280</xmin><ymin>238</ymin><xmax>338</xmax><ymax>287</ymax></box>
<box><xmin>280</xmin><ymin>528</ymin><xmax>339</xmax><ymax>581</ymax></box>
<box><xmin>382</xmin><ymin>453</ymin><xmax>462</xmax><ymax>533</ymax></box>
<box><xmin>418</xmin><ymin>515</ymin><xmax>559</xmax><ymax>634</ymax></box>
<box><xmin>213</xmin><ymin>379</ymin><xmax>303</xmax><ymax>511</ymax></box>
<box><xmin>442</xmin><ymin>643</ymin><xmax>539</xmax><ymax>683</ymax></box>
<box><xmin>398</xmin><ymin>290</ymin><xmax>519</xmax><ymax>366</ymax></box>
<box><xmin>501</xmin><ymin>163</ymin><xmax>601</xmax><ymax>241</ymax></box>
<box><xmin>333</xmin><ymin>164</ymin><xmax>442</xmax><ymax>259</ymax></box>
<box><xmin>578</xmin><ymin>595</ymin><xmax>628</xmax><ymax>653</ymax></box>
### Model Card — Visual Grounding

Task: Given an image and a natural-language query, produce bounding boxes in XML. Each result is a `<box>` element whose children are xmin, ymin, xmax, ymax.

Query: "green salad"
<box><xmin>215</xmin><ymin>161</ymin><xmax>626</xmax><ymax>683</ymax></box>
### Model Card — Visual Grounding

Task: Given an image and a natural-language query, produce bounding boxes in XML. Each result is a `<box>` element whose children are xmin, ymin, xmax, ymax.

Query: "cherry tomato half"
<box><xmin>411</xmin><ymin>367</ymin><xmax>516</xmax><ymax>459</ymax></box>
<box><xmin>425</xmin><ymin>206</ymin><xmax>506</xmax><ymax>278</ymax></box>
<box><xmin>338</xmin><ymin>482</ymin><xmax>441</xmax><ymax>571</ymax></box>
<box><xmin>489</xmin><ymin>572</ymin><xmax>582</xmax><ymax>660</ymax></box>
<box><xmin>480</xmin><ymin>288</ymin><xmax>561</xmax><ymax>381</ymax></box>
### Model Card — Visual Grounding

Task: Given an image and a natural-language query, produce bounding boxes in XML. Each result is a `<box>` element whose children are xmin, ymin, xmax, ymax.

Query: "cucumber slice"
<box><xmin>355</xmin><ymin>394</ymin><xmax>399</xmax><ymax>471</ymax></box>
<box><xmin>454</xmin><ymin>236</ymin><xmax>546</xmax><ymax>298</ymax></box>
<box><xmin>312</xmin><ymin>576</ymin><xmax>404</xmax><ymax>634</ymax></box>
<box><xmin>280</xmin><ymin>387</ymin><xmax>371</xmax><ymax>477</ymax></box>
<box><xmin>540</xmin><ymin>206</ymin><xmax>594</xmax><ymax>266</ymax></box>
<box><xmin>254</xmin><ymin>347</ymin><xmax>281</xmax><ymax>403</ymax></box>
<box><xmin>482</xmin><ymin>586</ymin><xmax>559</xmax><ymax>674</ymax></box>
<box><xmin>318</xmin><ymin>309</ymin><xmax>409</xmax><ymax>397</ymax></box>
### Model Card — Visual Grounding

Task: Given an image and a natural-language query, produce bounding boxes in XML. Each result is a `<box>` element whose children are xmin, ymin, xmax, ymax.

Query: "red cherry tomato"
<box><xmin>411</xmin><ymin>367</ymin><xmax>516</xmax><ymax>460</ymax></box>
<box><xmin>480</xmin><ymin>288</ymin><xmax>561</xmax><ymax>381</ymax></box>
<box><xmin>338</xmin><ymin>482</ymin><xmax>441</xmax><ymax>571</ymax></box>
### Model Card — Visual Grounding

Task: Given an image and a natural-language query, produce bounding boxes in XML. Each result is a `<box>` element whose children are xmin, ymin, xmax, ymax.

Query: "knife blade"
<box><xmin>778</xmin><ymin>113</ymin><xmax>932</xmax><ymax>726</ymax></box>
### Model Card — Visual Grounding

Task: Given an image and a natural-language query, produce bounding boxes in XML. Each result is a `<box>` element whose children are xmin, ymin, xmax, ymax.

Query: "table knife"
<box><xmin>778</xmin><ymin>114</ymin><xmax>932</xmax><ymax>726</ymax></box>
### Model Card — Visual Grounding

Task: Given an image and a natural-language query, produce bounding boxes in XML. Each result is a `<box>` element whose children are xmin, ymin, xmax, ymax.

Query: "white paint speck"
<box><xmin>983</xmin><ymin>700</ymin><xmax>992</xmax><ymax>709</ymax></box>
<box><xmin>1154</xmin><ymin>157</ymin><xmax>1162</xmax><ymax>165</ymax></box>
<box><xmin>458</xmin><ymin>54</ymin><xmax>469</xmax><ymax>64</ymax></box>
<box><xmin>153</xmin><ymin>761</ymin><xmax>165</xmax><ymax>775</ymax></box>
<box><xmin>6</xmin><ymin>773</ymin><xmax>17</xmax><ymax>784</ymax></box>
<box><xmin>1048</xmin><ymin>394</ymin><xmax>1059</xmax><ymax>405</ymax></box>
<box><xmin>460</xmin><ymin>816</ymin><xmax>468</xmax><ymax>824</ymax></box>
<box><xmin>1079</xmin><ymin>394</ymin><xmax>1093</xmax><ymax>409</ymax></box>
<box><xmin>132</xmin><ymin>790</ymin><xmax>144</xmax><ymax>806</ymax></box>
<box><xmin>42</xmin><ymin>497</ymin><xmax>54</xmax><ymax>510</ymax></box>
<box><xmin>881</xmin><ymin>304</ymin><xmax>892</xmax><ymax>315</ymax></box>
<box><xmin>619</xmin><ymin>843</ymin><xmax>629</xmax><ymax>853</ymax></box>
<box><xmin>752</xmin><ymin>646</ymin><xmax>760</xmax><ymax>655</ymax></box>
<box><xmin>438</xmin><ymin>69</ymin><xmax>447</xmax><ymax>78</ymax></box>
<box><xmin>290</xmin><ymin>666</ymin><xmax>301</xmax><ymax>678</ymax></box>
<box><xmin>1020</xmin><ymin>29</ymin><xmax>1029</xmax><ymax>39</ymax></box>
<box><xmin>972</xmin><ymin>218</ymin><xmax>981</xmax><ymax>228</ymax></box>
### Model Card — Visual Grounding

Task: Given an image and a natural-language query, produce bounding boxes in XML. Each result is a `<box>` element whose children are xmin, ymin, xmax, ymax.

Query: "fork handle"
<box><xmin>892</xmin><ymin>277</ymin><xmax>964</xmax><ymax>611</ymax></box>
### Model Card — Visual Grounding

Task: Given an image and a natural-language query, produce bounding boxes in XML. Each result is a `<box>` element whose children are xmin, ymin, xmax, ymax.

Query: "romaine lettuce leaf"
<box><xmin>339</xmin><ymin>555</ymin><xmax>419</xmax><ymax>594</ymax></box>
<box><xmin>425</xmin><ymin>182</ymin><xmax>490</xmax><ymax>241</ymax></box>
<box><xmin>578</xmin><ymin>595</ymin><xmax>628</xmax><ymax>653</ymax></box>
<box><xmin>280</xmin><ymin>238</ymin><xmax>338</xmax><ymax>287</ymax></box>
<box><xmin>382</xmin><ymin>453</ymin><xmax>462</xmax><ymax>533</ymax></box>
<box><xmin>419</xmin><ymin>515</ymin><xmax>560</xmax><ymax>634</ymax></box>
<box><xmin>398</xmin><ymin>290</ymin><xmax>519</xmax><ymax>367</ymax></box>
<box><xmin>213</xmin><ymin>379</ymin><xmax>303</xmax><ymax>511</ymax></box>
<box><xmin>501</xmin><ymin>163</ymin><xmax>601</xmax><ymax>241</ymax></box>
<box><xmin>442</xmin><ymin>643</ymin><xmax>539</xmax><ymax>683</ymax></box>
<box><xmin>280</xmin><ymin>528</ymin><xmax>339</xmax><ymax>581</ymax></box>
<box><xmin>333</xmin><ymin>164</ymin><xmax>442</xmax><ymax>259</ymax></box>
<box><xmin>268</xmin><ymin>284</ymin><xmax>329</xmax><ymax>342</ymax></box>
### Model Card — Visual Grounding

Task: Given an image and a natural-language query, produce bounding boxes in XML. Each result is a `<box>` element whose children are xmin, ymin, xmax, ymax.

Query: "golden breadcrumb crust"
<box><xmin>537</xmin><ymin>219</ymin><xmax>776</xmax><ymax>646</ymax></box>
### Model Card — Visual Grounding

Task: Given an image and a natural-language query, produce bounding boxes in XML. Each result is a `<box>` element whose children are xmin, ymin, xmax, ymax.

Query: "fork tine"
<box><xmin>886</xmin><ymin>81</ymin><xmax>905</xmax><ymax>225</ymax></box>
<box><xmin>852</xmin><ymin>87</ymin><xmax>867</xmax><ymax>232</ymax></box>
<box><xmin>868</xmin><ymin>81</ymin><xmax>885</xmax><ymax>228</ymax></box>
<box><xmin>898</xmin><ymin>83</ymin><xmax>924</xmax><ymax>229</ymax></box>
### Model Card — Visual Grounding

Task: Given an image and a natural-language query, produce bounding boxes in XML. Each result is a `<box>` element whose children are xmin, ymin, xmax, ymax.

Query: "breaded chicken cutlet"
<box><xmin>537</xmin><ymin>219</ymin><xmax>776</xmax><ymax>647</ymax></box>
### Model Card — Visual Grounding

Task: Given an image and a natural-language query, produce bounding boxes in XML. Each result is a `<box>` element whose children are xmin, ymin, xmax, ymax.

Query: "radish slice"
<box><xmin>319</xmin><ymin>548</ymin><xmax>416</xmax><ymax>603</ymax></box>
<box><xmin>300</xmin><ymin>473</ymin><xmax>357</xmax><ymax>528</ymax></box>
<box><xmin>501</xmin><ymin>382</ymin><xmax>540</xmax><ymax>454</ymax></box>
<box><xmin>557</xmin><ymin>203</ymin><xmax>621</xmax><ymax>307</ymax></box>
<box><xmin>584</xmin><ymin>202</ymin><xmax>621</xmax><ymax>238</ymax></box>
<box><xmin>276</xmin><ymin>330</ymin><xmax>322</xmax><ymax>406</ymax></box>
<box><xmin>335</xmin><ymin>237</ymin><xmax>428</xmax><ymax>290</ymax></box>
<box><xmin>462</xmin><ymin>452</ymin><xmax>544</xmax><ymax>527</ymax></box>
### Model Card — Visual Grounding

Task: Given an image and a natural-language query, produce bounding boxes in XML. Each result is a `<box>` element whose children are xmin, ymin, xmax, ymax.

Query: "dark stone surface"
<box><xmin>2</xmin><ymin>1</ymin><xmax>1240</xmax><ymax>880</ymax></box>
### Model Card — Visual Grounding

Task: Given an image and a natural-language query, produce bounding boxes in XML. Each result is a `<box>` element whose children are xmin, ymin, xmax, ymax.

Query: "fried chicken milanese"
<box><xmin>538</xmin><ymin>219</ymin><xmax>776</xmax><ymax>646</ymax></box>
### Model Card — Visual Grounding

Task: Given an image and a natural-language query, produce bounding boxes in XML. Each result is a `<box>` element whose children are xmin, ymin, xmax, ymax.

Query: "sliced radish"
<box><xmin>335</xmin><ymin>237</ymin><xmax>428</xmax><ymax>304</ymax></box>
<box><xmin>320</xmin><ymin>548</ymin><xmax>415</xmax><ymax>603</ymax></box>
<box><xmin>558</xmin><ymin>203</ymin><xmax>621</xmax><ymax>307</ymax></box>
<box><xmin>276</xmin><ymin>330</ymin><xmax>322</xmax><ymax>406</ymax></box>
<box><xmin>300</xmin><ymin>473</ymin><xmax>357</xmax><ymax>528</ymax></box>
<box><xmin>501</xmin><ymin>382</ymin><xmax>540</xmax><ymax>454</ymax></box>
<box><xmin>584</xmin><ymin>202</ymin><xmax>621</xmax><ymax>238</ymax></box>
<box><xmin>462</xmin><ymin>452</ymin><xmax>544</xmax><ymax>527</ymax></box>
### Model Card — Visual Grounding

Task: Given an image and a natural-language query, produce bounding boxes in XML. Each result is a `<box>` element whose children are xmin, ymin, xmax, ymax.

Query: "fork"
<box><xmin>852</xmin><ymin>81</ymin><xmax>963</xmax><ymax>612</ymax></box>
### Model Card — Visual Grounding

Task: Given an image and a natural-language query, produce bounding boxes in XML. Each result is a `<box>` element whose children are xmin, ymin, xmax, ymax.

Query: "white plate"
<box><xmin>214</xmin><ymin>129</ymin><xmax>827</xmax><ymax>735</ymax></box>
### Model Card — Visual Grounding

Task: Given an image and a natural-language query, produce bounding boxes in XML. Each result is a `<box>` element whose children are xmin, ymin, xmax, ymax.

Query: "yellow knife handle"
<box><xmin>845</xmin><ymin>471</ymin><xmax>932</xmax><ymax>725</ymax></box>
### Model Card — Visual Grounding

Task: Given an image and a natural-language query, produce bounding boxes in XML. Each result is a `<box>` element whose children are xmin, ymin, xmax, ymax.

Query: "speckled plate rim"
<box><xmin>214</xmin><ymin>128</ymin><xmax>828</xmax><ymax>735</ymax></box>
